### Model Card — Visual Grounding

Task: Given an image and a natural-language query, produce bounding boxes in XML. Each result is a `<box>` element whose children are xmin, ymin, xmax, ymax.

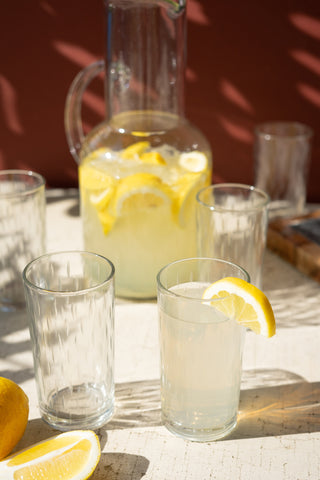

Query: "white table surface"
<box><xmin>1</xmin><ymin>189</ymin><xmax>320</xmax><ymax>480</ymax></box>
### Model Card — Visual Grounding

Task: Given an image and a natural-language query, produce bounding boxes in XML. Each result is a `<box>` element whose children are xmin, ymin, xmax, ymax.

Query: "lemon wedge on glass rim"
<box><xmin>0</xmin><ymin>430</ymin><xmax>101</xmax><ymax>480</ymax></box>
<box><xmin>202</xmin><ymin>277</ymin><xmax>276</xmax><ymax>337</ymax></box>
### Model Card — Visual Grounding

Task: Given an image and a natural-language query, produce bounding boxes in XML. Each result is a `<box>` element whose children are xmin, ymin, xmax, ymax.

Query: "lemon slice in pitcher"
<box><xmin>140</xmin><ymin>151</ymin><xmax>166</xmax><ymax>165</ymax></box>
<box><xmin>113</xmin><ymin>172</ymin><xmax>171</xmax><ymax>215</ymax></box>
<box><xmin>179</xmin><ymin>151</ymin><xmax>208</xmax><ymax>173</ymax></box>
<box><xmin>121</xmin><ymin>141</ymin><xmax>150</xmax><ymax>159</ymax></box>
<box><xmin>202</xmin><ymin>277</ymin><xmax>276</xmax><ymax>337</ymax></box>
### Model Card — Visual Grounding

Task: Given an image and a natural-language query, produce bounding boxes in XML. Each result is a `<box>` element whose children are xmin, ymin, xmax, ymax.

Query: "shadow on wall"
<box><xmin>0</xmin><ymin>0</ymin><xmax>319</xmax><ymax>199</ymax></box>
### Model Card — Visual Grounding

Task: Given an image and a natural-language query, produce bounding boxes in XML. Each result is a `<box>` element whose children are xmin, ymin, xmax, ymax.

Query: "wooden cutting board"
<box><xmin>267</xmin><ymin>209</ymin><xmax>320</xmax><ymax>283</ymax></box>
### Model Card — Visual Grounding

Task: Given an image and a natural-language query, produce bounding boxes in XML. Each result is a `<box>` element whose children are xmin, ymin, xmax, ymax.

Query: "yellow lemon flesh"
<box><xmin>113</xmin><ymin>173</ymin><xmax>171</xmax><ymax>215</ymax></box>
<box><xmin>79</xmin><ymin>144</ymin><xmax>210</xmax><ymax>234</ymax></box>
<box><xmin>202</xmin><ymin>277</ymin><xmax>276</xmax><ymax>337</ymax></box>
<box><xmin>139</xmin><ymin>151</ymin><xmax>166</xmax><ymax>165</ymax></box>
<box><xmin>121</xmin><ymin>141</ymin><xmax>150</xmax><ymax>159</ymax></box>
<box><xmin>0</xmin><ymin>377</ymin><xmax>29</xmax><ymax>460</ymax></box>
<box><xmin>0</xmin><ymin>430</ymin><xmax>101</xmax><ymax>480</ymax></box>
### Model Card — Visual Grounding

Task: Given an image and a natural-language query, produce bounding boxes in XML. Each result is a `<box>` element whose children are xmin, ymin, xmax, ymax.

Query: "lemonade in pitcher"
<box><xmin>65</xmin><ymin>1</ymin><xmax>212</xmax><ymax>297</ymax></box>
<box><xmin>79</xmin><ymin>111</ymin><xmax>211</xmax><ymax>298</ymax></box>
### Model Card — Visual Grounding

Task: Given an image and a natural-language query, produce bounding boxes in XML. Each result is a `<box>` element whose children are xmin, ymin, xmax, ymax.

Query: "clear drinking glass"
<box><xmin>157</xmin><ymin>257</ymin><xmax>249</xmax><ymax>442</ymax></box>
<box><xmin>0</xmin><ymin>170</ymin><xmax>46</xmax><ymax>311</ymax></box>
<box><xmin>196</xmin><ymin>184</ymin><xmax>269</xmax><ymax>288</ymax></box>
<box><xmin>23</xmin><ymin>251</ymin><xmax>115</xmax><ymax>431</ymax></box>
<box><xmin>254</xmin><ymin>122</ymin><xmax>313</xmax><ymax>218</ymax></box>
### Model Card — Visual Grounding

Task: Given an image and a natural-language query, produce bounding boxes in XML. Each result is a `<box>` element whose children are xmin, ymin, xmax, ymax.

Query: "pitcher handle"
<box><xmin>64</xmin><ymin>60</ymin><xmax>105</xmax><ymax>164</ymax></box>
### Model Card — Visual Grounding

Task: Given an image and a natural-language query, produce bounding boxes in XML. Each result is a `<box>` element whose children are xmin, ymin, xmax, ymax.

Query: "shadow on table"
<box><xmin>227</xmin><ymin>368</ymin><xmax>320</xmax><ymax>440</ymax></box>
<box><xmin>93</xmin><ymin>452</ymin><xmax>149</xmax><ymax>480</ymax></box>
<box><xmin>263</xmin><ymin>251</ymin><xmax>320</xmax><ymax>328</ymax></box>
<box><xmin>0</xmin><ymin>309</ymin><xmax>35</xmax><ymax>384</ymax></box>
<box><xmin>105</xmin><ymin>380</ymin><xmax>162</xmax><ymax>431</ymax></box>
<box><xmin>265</xmin><ymin>282</ymin><xmax>320</xmax><ymax>329</ymax></box>
<box><xmin>9</xmin><ymin>369</ymin><xmax>320</xmax><ymax>454</ymax></box>
<box><xmin>45</xmin><ymin>188</ymin><xmax>80</xmax><ymax>217</ymax></box>
<box><xmin>103</xmin><ymin>370</ymin><xmax>320</xmax><ymax>441</ymax></box>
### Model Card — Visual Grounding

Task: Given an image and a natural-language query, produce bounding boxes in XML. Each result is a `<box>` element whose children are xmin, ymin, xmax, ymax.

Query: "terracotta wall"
<box><xmin>1</xmin><ymin>0</ymin><xmax>319</xmax><ymax>200</ymax></box>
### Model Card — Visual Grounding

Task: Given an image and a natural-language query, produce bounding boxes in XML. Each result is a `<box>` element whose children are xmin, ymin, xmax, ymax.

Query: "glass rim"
<box><xmin>196</xmin><ymin>183</ymin><xmax>270</xmax><ymax>212</ymax></box>
<box><xmin>22</xmin><ymin>250</ymin><xmax>115</xmax><ymax>295</ymax></box>
<box><xmin>0</xmin><ymin>170</ymin><xmax>45</xmax><ymax>197</ymax></box>
<box><xmin>254</xmin><ymin>121</ymin><xmax>313</xmax><ymax>139</ymax></box>
<box><xmin>157</xmin><ymin>257</ymin><xmax>250</xmax><ymax>303</ymax></box>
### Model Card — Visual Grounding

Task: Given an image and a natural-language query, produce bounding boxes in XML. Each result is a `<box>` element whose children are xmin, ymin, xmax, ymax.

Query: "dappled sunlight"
<box><xmin>186</xmin><ymin>0</ymin><xmax>210</xmax><ymax>26</ymax></box>
<box><xmin>296</xmin><ymin>83</ymin><xmax>320</xmax><ymax>108</ymax></box>
<box><xmin>217</xmin><ymin>115</ymin><xmax>253</xmax><ymax>143</ymax></box>
<box><xmin>289</xmin><ymin>13</ymin><xmax>320</xmax><ymax>40</ymax></box>
<box><xmin>0</xmin><ymin>75</ymin><xmax>24</xmax><ymax>135</ymax></box>
<box><xmin>0</xmin><ymin>1</ymin><xmax>319</xmax><ymax>191</ymax></box>
<box><xmin>235</xmin><ymin>379</ymin><xmax>320</xmax><ymax>438</ymax></box>
<box><xmin>53</xmin><ymin>41</ymin><xmax>100</xmax><ymax>69</ymax></box>
<box><xmin>290</xmin><ymin>49</ymin><xmax>320</xmax><ymax>76</ymax></box>
<box><xmin>262</xmin><ymin>250</ymin><xmax>320</xmax><ymax>328</ymax></box>
<box><xmin>220</xmin><ymin>79</ymin><xmax>254</xmax><ymax>114</ymax></box>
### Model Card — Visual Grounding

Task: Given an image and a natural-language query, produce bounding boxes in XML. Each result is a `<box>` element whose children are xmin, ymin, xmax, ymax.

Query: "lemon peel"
<box><xmin>0</xmin><ymin>377</ymin><xmax>29</xmax><ymax>460</ymax></box>
<box><xmin>0</xmin><ymin>430</ymin><xmax>101</xmax><ymax>480</ymax></box>
<box><xmin>202</xmin><ymin>277</ymin><xmax>276</xmax><ymax>337</ymax></box>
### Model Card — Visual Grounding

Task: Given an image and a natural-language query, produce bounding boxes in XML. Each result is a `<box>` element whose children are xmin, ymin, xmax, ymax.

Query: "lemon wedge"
<box><xmin>202</xmin><ymin>277</ymin><xmax>276</xmax><ymax>337</ymax></box>
<box><xmin>121</xmin><ymin>141</ymin><xmax>150</xmax><ymax>159</ymax></box>
<box><xmin>179</xmin><ymin>151</ymin><xmax>208</xmax><ymax>173</ymax></box>
<box><xmin>113</xmin><ymin>173</ymin><xmax>171</xmax><ymax>215</ymax></box>
<box><xmin>0</xmin><ymin>430</ymin><xmax>101</xmax><ymax>480</ymax></box>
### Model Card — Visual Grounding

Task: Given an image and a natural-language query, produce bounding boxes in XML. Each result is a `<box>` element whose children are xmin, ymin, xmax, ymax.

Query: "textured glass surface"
<box><xmin>0</xmin><ymin>171</ymin><xmax>46</xmax><ymax>311</ymax></box>
<box><xmin>23</xmin><ymin>251</ymin><xmax>115</xmax><ymax>430</ymax></box>
<box><xmin>197</xmin><ymin>184</ymin><xmax>269</xmax><ymax>288</ymax></box>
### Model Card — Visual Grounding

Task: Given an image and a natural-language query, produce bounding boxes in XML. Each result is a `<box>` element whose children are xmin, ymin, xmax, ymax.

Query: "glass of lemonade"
<box><xmin>157</xmin><ymin>257</ymin><xmax>249</xmax><ymax>442</ymax></box>
<box><xmin>79</xmin><ymin>111</ymin><xmax>211</xmax><ymax>299</ymax></box>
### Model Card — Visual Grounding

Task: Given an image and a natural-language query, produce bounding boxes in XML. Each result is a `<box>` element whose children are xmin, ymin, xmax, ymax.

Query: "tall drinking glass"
<box><xmin>0</xmin><ymin>170</ymin><xmax>45</xmax><ymax>311</ymax></box>
<box><xmin>23</xmin><ymin>251</ymin><xmax>115</xmax><ymax>431</ymax></box>
<box><xmin>254</xmin><ymin>122</ymin><xmax>313</xmax><ymax>218</ymax></box>
<box><xmin>196</xmin><ymin>184</ymin><xmax>269</xmax><ymax>288</ymax></box>
<box><xmin>157</xmin><ymin>257</ymin><xmax>249</xmax><ymax>442</ymax></box>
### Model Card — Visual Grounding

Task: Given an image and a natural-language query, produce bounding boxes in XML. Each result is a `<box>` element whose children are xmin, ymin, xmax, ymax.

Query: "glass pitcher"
<box><xmin>65</xmin><ymin>0</ymin><xmax>212</xmax><ymax>299</ymax></box>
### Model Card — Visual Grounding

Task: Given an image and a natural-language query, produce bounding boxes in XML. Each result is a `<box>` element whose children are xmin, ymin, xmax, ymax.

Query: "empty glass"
<box><xmin>0</xmin><ymin>170</ymin><xmax>46</xmax><ymax>311</ymax></box>
<box><xmin>23</xmin><ymin>251</ymin><xmax>115</xmax><ymax>431</ymax></box>
<box><xmin>254</xmin><ymin>122</ymin><xmax>313</xmax><ymax>218</ymax></box>
<box><xmin>196</xmin><ymin>184</ymin><xmax>269</xmax><ymax>288</ymax></box>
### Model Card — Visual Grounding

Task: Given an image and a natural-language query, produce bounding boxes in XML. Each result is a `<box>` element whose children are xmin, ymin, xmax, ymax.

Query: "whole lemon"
<box><xmin>0</xmin><ymin>377</ymin><xmax>29</xmax><ymax>460</ymax></box>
